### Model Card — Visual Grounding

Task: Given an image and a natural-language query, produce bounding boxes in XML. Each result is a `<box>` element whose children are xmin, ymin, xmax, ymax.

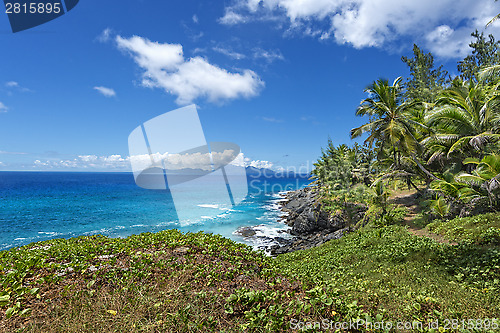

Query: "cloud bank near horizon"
<box><xmin>4</xmin><ymin>153</ymin><xmax>281</xmax><ymax>172</ymax></box>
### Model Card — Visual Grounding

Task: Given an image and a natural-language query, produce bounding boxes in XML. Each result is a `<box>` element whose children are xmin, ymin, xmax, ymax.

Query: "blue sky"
<box><xmin>0</xmin><ymin>0</ymin><xmax>499</xmax><ymax>172</ymax></box>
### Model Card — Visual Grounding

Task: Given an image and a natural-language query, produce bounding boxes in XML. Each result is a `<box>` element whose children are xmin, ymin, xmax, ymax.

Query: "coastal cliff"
<box><xmin>267</xmin><ymin>186</ymin><xmax>367</xmax><ymax>255</ymax></box>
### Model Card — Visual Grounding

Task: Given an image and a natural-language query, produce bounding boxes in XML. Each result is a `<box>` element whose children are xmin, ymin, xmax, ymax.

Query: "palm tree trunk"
<box><xmin>411</xmin><ymin>154</ymin><xmax>439</xmax><ymax>182</ymax></box>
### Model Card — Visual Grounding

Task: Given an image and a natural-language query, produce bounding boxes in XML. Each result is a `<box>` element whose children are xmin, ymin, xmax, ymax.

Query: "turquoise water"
<box><xmin>0</xmin><ymin>171</ymin><xmax>310</xmax><ymax>250</ymax></box>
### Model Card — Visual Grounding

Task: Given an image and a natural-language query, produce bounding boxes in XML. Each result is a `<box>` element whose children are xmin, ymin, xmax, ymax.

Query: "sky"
<box><xmin>0</xmin><ymin>0</ymin><xmax>500</xmax><ymax>172</ymax></box>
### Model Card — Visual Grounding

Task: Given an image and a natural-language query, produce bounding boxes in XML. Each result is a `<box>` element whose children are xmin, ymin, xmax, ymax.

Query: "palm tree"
<box><xmin>487</xmin><ymin>0</ymin><xmax>500</xmax><ymax>28</ymax></box>
<box><xmin>350</xmin><ymin>77</ymin><xmax>436</xmax><ymax>181</ymax></box>
<box><xmin>422</xmin><ymin>79</ymin><xmax>500</xmax><ymax>164</ymax></box>
<box><xmin>456</xmin><ymin>154</ymin><xmax>500</xmax><ymax>209</ymax></box>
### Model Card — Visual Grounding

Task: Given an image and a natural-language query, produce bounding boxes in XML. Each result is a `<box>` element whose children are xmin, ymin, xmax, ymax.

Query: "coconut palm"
<box><xmin>350</xmin><ymin>77</ymin><xmax>436</xmax><ymax>181</ymax></box>
<box><xmin>422</xmin><ymin>79</ymin><xmax>500</xmax><ymax>164</ymax></box>
<box><xmin>456</xmin><ymin>154</ymin><xmax>500</xmax><ymax>209</ymax></box>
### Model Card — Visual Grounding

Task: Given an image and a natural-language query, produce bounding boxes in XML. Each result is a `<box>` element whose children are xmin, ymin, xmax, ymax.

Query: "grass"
<box><xmin>274</xmin><ymin>225</ymin><xmax>500</xmax><ymax>329</ymax></box>
<box><xmin>0</xmin><ymin>223</ymin><xmax>499</xmax><ymax>332</ymax></box>
<box><xmin>427</xmin><ymin>213</ymin><xmax>500</xmax><ymax>245</ymax></box>
<box><xmin>0</xmin><ymin>231</ymin><xmax>278</xmax><ymax>332</ymax></box>
<box><xmin>0</xmin><ymin>230</ymin><xmax>374</xmax><ymax>332</ymax></box>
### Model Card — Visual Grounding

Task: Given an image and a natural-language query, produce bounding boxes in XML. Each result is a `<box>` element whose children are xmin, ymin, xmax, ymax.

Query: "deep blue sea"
<box><xmin>0</xmin><ymin>171</ymin><xmax>310</xmax><ymax>251</ymax></box>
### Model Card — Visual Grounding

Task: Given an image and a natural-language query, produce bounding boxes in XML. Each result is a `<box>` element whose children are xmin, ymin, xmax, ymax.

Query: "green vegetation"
<box><xmin>1</xmin><ymin>225</ymin><xmax>499</xmax><ymax>332</ymax></box>
<box><xmin>276</xmin><ymin>225</ymin><xmax>500</xmax><ymax>325</ymax></box>
<box><xmin>312</xmin><ymin>30</ymin><xmax>500</xmax><ymax>221</ymax></box>
<box><xmin>2</xmin><ymin>25</ymin><xmax>500</xmax><ymax>333</ymax></box>
<box><xmin>306</xmin><ymin>27</ymin><xmax>500</xmax><ymax>331</ymax></box>
<box><xmin>428</xmin><ymin>213</ymin><xmax>500</xmax><ymax>245</ymax></box>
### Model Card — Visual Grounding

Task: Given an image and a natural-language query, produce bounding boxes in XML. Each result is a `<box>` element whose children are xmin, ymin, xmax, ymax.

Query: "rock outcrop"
<box><xmin>267</xmin><ymin>186</ymin><xmax>366</xmax><ymax>255</ymax></box>
<box><xmin>236</xmin><ymin>186</ymin><xmax>367</xmax><ymax>256</ymax></box>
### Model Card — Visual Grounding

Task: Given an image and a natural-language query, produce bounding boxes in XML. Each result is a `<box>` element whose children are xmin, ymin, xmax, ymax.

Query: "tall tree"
<box><xmin>402</xmin><ymin>44</ymin><xmax>448</xmax><ymax>103</ymax></box>
<box><xmin>458</xmin><ymin>30</ymin><xmax>500</xmax><ymax>82</ymax></box>
<box><xmin>350</xmin><ymin>77</ymin><xmax>436</xmax><ymax>181</ymax></box>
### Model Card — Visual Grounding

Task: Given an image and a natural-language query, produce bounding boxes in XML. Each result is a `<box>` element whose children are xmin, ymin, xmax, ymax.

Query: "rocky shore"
<box><xmin>236</xmin><ymin>186</ymin><xmax>367</xmax><ymax>256</ymax></box>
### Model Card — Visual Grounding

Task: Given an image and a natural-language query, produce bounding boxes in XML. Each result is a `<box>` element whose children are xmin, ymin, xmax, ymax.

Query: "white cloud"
<box><xmin>93</xmin><ymin>86</ymin><xmax>116</xmax><ymax>97</ymax></box>
<box><xmin>243</xmin><ymin>156</ymin><xmax>275</xmax><ymax>169</ymax></box>
<box><xmin>253</xmin><ymin>48</ymin><xmax>284</xmax><ymax>62</ymax></box>
<box><xmin>131</xmin><ymin>150</ymin><xmax>238</xmax><ymax>172</ymax></box>
<box><xmin>116</xmin><ymin>35</ymin><xmax>264</xmax><ymax>104</ymax></box>
<box><xmin>229</xmin><ymin>154</ymin><xmax>275</xmax><ymax>169</ymax></box>
<box><xmin>192</xmin><ymin>14</ymin><xmax>199</xmax><ymax>23</ymax></box>
<box><xmin>34</xmin><ymin>155</ymin><xmax>130</xmax><ymax>170</ymax></box>
<box><xmin>192</xmin><ymin>47</ymin><xmax>208</xmax><ymax>55</ymax></box>
<box><xmin>0</xmin><ymin>102</ymin><xmax>8</xmax><ymax>113</ymax></box>
<box><xmin>212</xmin><ymin>47</ymin><xmax>246</xmax><ymax>60</ymax></box>
<box><xmin>5</xmin><ymin>81</ymin><xmax>31</xmax><ymax>92</ymax></box>
<box><xmin>31</xmin><ymin>152</ymin><xmax>276</xmax><ymax>172</ymax></box>
<box><xmin>219</xmin><ymin>9</ymin><xmax>248</xmax><ymax>25</ymax></box>
<box><xmin>97</xmin><ymin>28</ymin><xmax>112</xmax><ymax>43</ymax></box>
<box><xmin>220</xmin><ymin>0</ymin><xmax>500</xmax><ymax>58</ymax></box>
<box><xmin>0</xmin><ymin>150</ymin><xmax>26</xmax><ymax>155</ymax></box>
<box><xmin>261</xmin><ymin>116</ymin><xmax>283</xmax><ymax>123</ymax></box>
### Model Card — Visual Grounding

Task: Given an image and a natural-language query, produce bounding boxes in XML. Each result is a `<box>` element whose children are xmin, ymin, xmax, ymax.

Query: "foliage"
<box><xmin>428</xmin><ymin>196</ymin><xmax>450</xmax><ymax>219</ymax></box>
<box><xmin>457</xmin><ymin>154</ymin><xmax>500</xmax><ymax>209</ymax></box>
<box><xmin>422</xmin><ymin>79</ymin><xmax>500</xmax><ymax>164</ymax></box>
<box><xmin>275</xmin><ymin>225</ymin><xmax>500</xmax><ymax>327</ymax></box>
<box><xmin>401</xmin><ymin>44</ymin><xmax>449</xmax><ymax>103</ymax></box>
<box><xmin>458</xmin><ymin>30</ymin><xmax>500</xmax><ymax>82</ymax></box>
<box><xmin>369</xmin><ymin>181</ymin><xmax>390</xmax><ymax>215</ymax></box>
<box><xmin>311</xmin><ymin>141</ymin><xmax>375</xmax><ymax>189</ymax></box>
<box><xmin>427</xmin><ymin>213</ymin><xmax>500</xmax><ymax>245</ymax></box>
<box><xmin>0</xmin><ymin>230</ymin><xmax>279</xmax><ymax>332</ymax></box>
<box><xmin>350</xmin><ymin>77</ymin><xmax>424</xmax><ymax>161</ymax></box>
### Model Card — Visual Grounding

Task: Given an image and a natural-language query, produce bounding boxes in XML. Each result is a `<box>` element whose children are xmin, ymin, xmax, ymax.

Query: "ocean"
<box><xmin>0</xmin><ymin>171</ymin><xmax>311</xmax><ymax>251</ymax></box>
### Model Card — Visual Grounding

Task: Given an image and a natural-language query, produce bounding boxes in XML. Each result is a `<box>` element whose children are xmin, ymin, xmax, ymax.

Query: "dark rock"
<box><xmin>262</xmin><ymin>186</ymin><xmax>368</xmax><ymax>255</ymax></box>
<box><xmin>234</xmin><ymin>226</ymin><xmax>257</xmax><ymax>237</ymax></box>
<box><xmin>280</xmin><ymin>187</ymin><xmax>366</xmax><ymax>236</ymax></box>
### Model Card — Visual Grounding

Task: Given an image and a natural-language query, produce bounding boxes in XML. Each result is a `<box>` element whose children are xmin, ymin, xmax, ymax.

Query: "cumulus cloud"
<box><xmin>131</xmin><ymin>150</ymin><xmax>239</xmax><ymax>172</ymax></box>
<box><xmin>244</xmin><ymin>156</ymin><xmax>275</xmax><ymax>169</ymax></box>
<box><xmin>93</xmin><ymin>86</ymin><xmax>116</xmax><ymax>97</ymax></box>
<box><xmin>115</xmin><ymin>35</ymin><xmax>264</xmax><ymax>104</ymax></box>
<box><xmin>0</xmin><ymin>102</ymin><xmax>8</xmax><ymax>113</ymax></box>
<box><xmin>228</xmin><ymin>154</ymin><xmax>275</xmax><ymax>169</ymax></box>
<box><xmin>33</xmin><ymin>155</ymin><xmax>130</xmax><ymax>170</ymax></box>
<box><xmin>220</xmin><ymin>0</ymin><xmax>500</xmax><ymax>58</ymax></box>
